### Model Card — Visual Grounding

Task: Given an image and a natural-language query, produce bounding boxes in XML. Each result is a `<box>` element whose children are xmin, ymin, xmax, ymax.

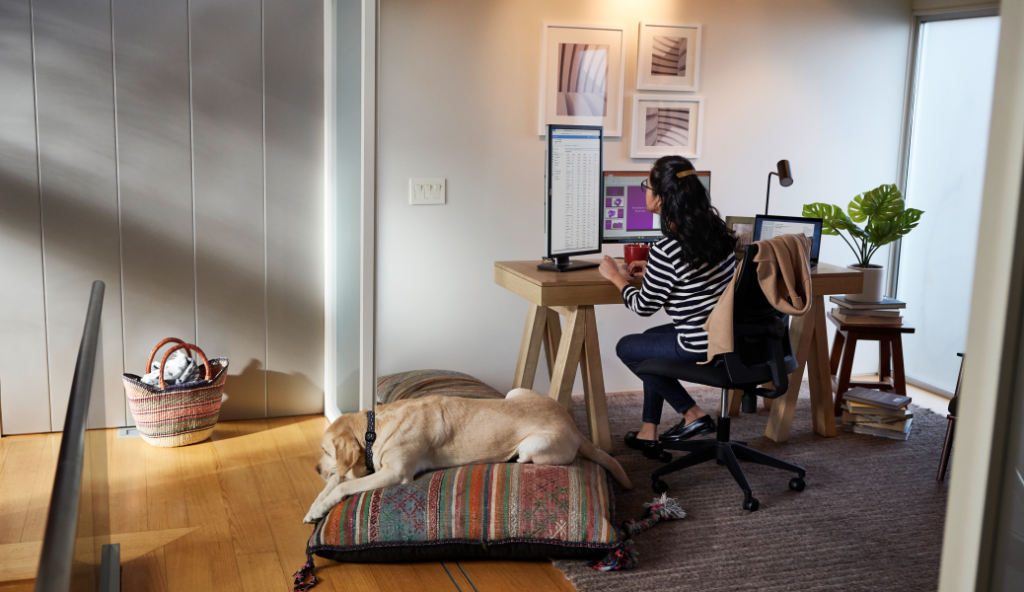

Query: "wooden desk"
<box><xmin>494</xmin><ymin>260</ymin><xmax>641</xmax><ymax>453</ymax></box>
<box><xmin>494</xmin><ymin>260</ymin><xmax>863</xmax><ymax>450</ymax></box>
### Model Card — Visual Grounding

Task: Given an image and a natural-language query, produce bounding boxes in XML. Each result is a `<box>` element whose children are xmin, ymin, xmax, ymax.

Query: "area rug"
<box><xmin>554</xmin><ymin>384</ymin><xmax>949</xmax><ymax>592</ymax></box>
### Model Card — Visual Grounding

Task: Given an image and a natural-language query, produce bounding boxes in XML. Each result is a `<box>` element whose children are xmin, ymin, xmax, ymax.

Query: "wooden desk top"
<box><xmin>494</xmin><ymin>259</ymin><xmax>864</xmax><ymax>307</ymax></box>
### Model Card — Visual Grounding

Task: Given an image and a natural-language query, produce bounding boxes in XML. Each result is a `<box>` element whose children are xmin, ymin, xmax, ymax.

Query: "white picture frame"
<box><xmin>539</xmin><ymin>23</ymin><xmax>626</xmax><ymax>136</ymax></box>
<box><xmin>636</xmin><ymin>22</ymin><xmax>702</xmax><ymax>92</ymax></box>
<box><xmin>631</xmin><ymin>95</ymin><xmax>704</xmax><ymax>159</ymax></box>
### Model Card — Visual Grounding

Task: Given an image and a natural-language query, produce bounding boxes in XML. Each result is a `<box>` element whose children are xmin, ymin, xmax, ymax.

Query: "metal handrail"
<box><xmin>34</xmin><ymin>280</ymin><xmax>105</xmax><ymax>592</ymax></box>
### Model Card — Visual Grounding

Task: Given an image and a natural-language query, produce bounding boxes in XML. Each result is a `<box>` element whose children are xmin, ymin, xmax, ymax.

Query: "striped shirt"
<box><xmin>621</xmin><ymin>238</ymin><xmax>737</xmax><ymax>353</ymax></box>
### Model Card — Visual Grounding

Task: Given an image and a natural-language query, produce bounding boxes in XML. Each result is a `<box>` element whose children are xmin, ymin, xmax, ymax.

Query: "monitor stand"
<box><xmin>537</xmin><ymin>256</ymin><xmax>600</xmax><ymax>273</ymax></box>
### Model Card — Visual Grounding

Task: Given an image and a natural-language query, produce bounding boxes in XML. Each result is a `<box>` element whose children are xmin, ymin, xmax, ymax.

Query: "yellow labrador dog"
<box><xmin>304</xmin><ymin>388</ymin><xmax>633</xmax><ymax>523</ymax></box>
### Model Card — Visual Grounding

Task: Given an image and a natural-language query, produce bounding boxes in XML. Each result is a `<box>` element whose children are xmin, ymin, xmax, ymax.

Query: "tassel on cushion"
<box><xmin>292</xmin><ymin>554</ymin><xmax>319</xmax><ymax>591</ymax></box>
<box><xmin>588</xmin><ymin>494</ymin><xmax>686</xmax><ymax>571</ymax></box>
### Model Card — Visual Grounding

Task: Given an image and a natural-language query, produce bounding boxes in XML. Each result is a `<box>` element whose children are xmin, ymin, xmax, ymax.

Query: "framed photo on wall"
<box><xmin>631</xmin><ymin>95</ymin><xmax>704</xmax><ymax>159</ymax></box>
<box><xmin>539</xmin><ymin>23</ymin><xmax>626</xmax><ymax>137</ymax></box>
<box><xmin>637</xmin><ymin>22</ymin><xmax>702</xmax><ymax>92</ymax></box>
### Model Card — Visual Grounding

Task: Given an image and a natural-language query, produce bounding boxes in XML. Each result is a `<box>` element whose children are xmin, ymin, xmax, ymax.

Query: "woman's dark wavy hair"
<box><xmin>651</xmin><ymin>155</ymin><xmax>736</xmax><ymax>268</ymax></box>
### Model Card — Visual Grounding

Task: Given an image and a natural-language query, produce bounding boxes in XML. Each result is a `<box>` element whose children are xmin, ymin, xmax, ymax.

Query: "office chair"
<box><xmin>635</xmin><ymin>243</ymin><xmax>806</xmax><ymax>511</ymax></box>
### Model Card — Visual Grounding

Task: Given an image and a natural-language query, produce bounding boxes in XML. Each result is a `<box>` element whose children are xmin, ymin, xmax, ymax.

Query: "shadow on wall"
<box><xmin>221</xmin><ymin>358</ymin><xmax>323</xmax><ymax>420</ymax></box>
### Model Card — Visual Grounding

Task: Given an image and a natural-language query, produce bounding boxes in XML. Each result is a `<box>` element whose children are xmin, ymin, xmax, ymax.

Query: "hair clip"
<box><xmin>676</xmin><ymin>170</ymin><xmax>696</xmax><ymax>179</ymax></box>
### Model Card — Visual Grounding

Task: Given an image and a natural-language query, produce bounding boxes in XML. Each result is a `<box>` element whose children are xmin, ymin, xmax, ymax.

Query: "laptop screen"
<box><xmin>753</xmin><ymin>215</ymin><xmax>823</xmax><ymax>262</ymax></box>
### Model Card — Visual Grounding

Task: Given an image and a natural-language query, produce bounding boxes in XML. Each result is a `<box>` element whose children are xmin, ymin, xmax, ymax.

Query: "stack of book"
<box><xmin>840</xmin><ymin>387</ymin><xmax>913</xmax><ymax>440</ymax></box>
<box><xmin>830</xmin><ymin>295</ymin><xmax>906</xmax><ymax>325</ymax></box>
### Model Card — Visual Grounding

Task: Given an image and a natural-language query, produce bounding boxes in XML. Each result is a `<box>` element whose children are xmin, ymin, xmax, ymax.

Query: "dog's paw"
<box><xmin>303</xmin><ymin>507</ymin><xmax>326</xmax><ymax>524</ymax></box>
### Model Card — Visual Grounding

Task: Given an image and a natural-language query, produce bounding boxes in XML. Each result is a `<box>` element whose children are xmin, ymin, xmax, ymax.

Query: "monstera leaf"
<box><xmin>847</xmin><ymin>184</ymin><xmax>904</xmax><ymax>223</ymax></box>
<box><xmin>802</xmin><ymin>203</ymin><xmax>865</xmax><ymax>239</ymax></box>
<box><xmin>803</xmin><ymin>185</ymin><xmax>924</xmax><ymax>267</ymax></box>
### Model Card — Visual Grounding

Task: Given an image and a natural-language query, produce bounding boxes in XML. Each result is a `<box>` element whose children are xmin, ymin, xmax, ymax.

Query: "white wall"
<box><xmin>376</xmin><ymin>0</ymin><xmax>912</xmax><ymax>396</ymax></box>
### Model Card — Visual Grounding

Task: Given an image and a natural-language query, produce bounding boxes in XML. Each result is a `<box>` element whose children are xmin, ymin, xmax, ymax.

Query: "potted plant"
<box><xmin>803</xmin><ymin>184</ymin><xmax>923</xmax><ymax>303</ymax></box>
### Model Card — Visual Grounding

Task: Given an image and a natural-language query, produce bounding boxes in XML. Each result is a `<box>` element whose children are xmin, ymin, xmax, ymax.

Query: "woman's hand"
<box><xmin>598</xmin><ymin>256</ymin><xmax>630</xmax><ymax>291</ymax></box>
<box><xmin>627</xmin><ymin>260</ymin><xmax>647</xmax><ymax>278</ymax></box>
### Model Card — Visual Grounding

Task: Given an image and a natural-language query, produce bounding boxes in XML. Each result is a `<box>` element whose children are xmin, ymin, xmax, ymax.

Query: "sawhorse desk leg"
<box><xmin>512</xmin><ymin>303</ymin><xmax>612</xmax><ymax>452</ymax></box>
<box><xmin>765</xmin><ymin>294</ymin><xmax>837</xmax><ymax>442</ymax></box>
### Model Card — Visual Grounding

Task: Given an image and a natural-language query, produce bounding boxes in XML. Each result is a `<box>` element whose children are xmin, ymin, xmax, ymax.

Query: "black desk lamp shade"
<box><xmin>765</xmin><ymin>159</ymin><xmax>793</xmax><ymax>214</ymax></box>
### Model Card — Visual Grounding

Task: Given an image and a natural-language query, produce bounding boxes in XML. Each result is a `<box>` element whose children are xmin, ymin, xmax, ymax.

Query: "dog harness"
<box><xmin>364</xmin><ymin>410</ymin><xmax>376</xmax><ymax>474</ymax></box>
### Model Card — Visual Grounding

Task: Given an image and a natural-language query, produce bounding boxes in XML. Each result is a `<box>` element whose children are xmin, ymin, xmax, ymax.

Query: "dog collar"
<box><xmin>364</xmin><ymin>410</ymin><xmax>376</xmax><ymax>474</ymax></box>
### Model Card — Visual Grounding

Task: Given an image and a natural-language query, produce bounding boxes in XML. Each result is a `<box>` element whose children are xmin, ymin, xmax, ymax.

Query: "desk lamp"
<box><xmin>765</xmin><ymin>160</ymin><xmax>793</xmax><ymax>215</ymax></box>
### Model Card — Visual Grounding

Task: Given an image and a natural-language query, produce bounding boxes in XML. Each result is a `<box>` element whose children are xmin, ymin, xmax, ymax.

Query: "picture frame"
<box><xmin>630</xmin><ymin>95</ymin><xmax>704</xmax><ymax>159</ymax></box>
<box><xmin>539</xmin><ymin>23</ymin><xmax>626</xmax><ymax>137</ymax></box>
<box><xmin>636</xmin><ymin>22</ymin><xmax>702</xmax><ymax>92</ymax></box>
<box><xmin>725</xmin><ymin>216</ymin><xmax>756</xmax><ymax>258</ymax></box>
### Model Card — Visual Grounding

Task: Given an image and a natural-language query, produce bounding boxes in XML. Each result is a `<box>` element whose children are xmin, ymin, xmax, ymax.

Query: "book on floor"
<box><xmin>842</xmin><ymin>401</ymin><xmax>910</xmax><ymax>418</ymax></box>
<box><xmin>834</xmin><ymin>308</ymin><xmax>902</xmax><ymax>318</ymax></box>
<box><xmin>846</xmin><ymin>417</ymin><xmax>913</xmax><ymax>432</ymax></box>
<box><xmin>842</xmin><ymin>410</ymin><xmax>914</xmax><ymax>424</ymax></box>
<box><xmin>842</xmin><ymin>387</ymin><xmax>912</xmax><ymax>410</ymax></box>
<box><xmin>843</xmin><ymin>423</ymin><xmax>912</xmax><ymax>440</ymax></box>
<box><xmin>832</xmin><ymin>310</ymin><xmax>904</xmax><ymax>326</ymax></box>
<box><xmin>830</xmin><ymin>295</ymin><xmax>906</xmax><ymax>310</ymax></box>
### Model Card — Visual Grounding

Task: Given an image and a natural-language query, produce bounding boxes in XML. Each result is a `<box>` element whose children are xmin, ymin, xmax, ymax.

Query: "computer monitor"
<box><xmin>601</xmin><ymin>171</ymin><xmax>711</xmax><ymax>243</ymax></box>
<box><xmin>753</xmin><ymin>214</ymin><xmax>824</xmax><ymax>267</ymax></box>
<box><xmin>540</xmin><ymin>124</ymin><xmax>604</xmax><ymax>272</ymax></box>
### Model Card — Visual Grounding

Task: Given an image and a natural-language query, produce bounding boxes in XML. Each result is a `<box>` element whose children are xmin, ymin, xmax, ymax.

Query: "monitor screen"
<box><xmin>753</xmin><ymin>215</ymin><xmax>823</xmax><ymax>261</ymax></box>
<box><xmin>601</xmin><ymin>171</ymin><xmax>711</xmax><ymax>243</ymax></box>
<box><xmin>546</xmin><ymin>125</ymin><xmax>603</xmax><ymax>257</ymax></box>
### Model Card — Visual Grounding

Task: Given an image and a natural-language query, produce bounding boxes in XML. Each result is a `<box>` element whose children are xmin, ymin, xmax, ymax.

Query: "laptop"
<box><xmin>753</xmin><ymin>214</ymin><xmax>824</xmax><ymax>270</ymax></box>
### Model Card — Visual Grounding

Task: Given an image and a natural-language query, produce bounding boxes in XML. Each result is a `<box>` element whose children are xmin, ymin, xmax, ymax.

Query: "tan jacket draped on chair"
<box><xmin>703</xmin><ymin>233</ymin><xmax>813</xmax><ymax>362</ymax></box>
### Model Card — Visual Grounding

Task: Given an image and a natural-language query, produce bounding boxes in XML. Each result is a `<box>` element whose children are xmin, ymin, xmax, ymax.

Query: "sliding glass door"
<box><xmin>895</xmin><ymin>14</ymin><xmax>1000</xmax><ymax>395</ymax></box>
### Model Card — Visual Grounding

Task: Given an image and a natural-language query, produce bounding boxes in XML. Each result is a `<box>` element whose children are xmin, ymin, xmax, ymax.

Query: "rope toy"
<box><xmin>588</xmin><ymin>494</ymin><xmax>687</xmax><ymax>571</ymax></box>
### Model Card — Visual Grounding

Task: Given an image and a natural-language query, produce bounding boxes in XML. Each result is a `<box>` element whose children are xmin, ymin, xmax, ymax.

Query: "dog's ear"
<box><xmin>333</xmin><ymin>435</ymin><xmax>363</xmax><ymax>479</ymax></box>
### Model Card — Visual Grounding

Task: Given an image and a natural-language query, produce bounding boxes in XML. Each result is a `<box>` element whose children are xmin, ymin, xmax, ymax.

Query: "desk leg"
<box><xmin>765</xmin><ymin>295</ymin><xmax>817</xmax><ymax>442</ymax></box>
<box><xmin>728</xmin><ymin>390</ymin><xmax>742</xmax><ymax>416</ymax></box>
<box><xmin>549</xmin><ymin>306</ymin><xmax>586</xmax><ymax>413</ymax></box>
<box><xmin>808</xmin><ymin>296</ymin><xmax>837</xmax><ymax>437</ymax></box>
<box><xmin>513</xmin><ymin>304</ymin><xmax>549</xmax><ymax>390</ymax></box>
<box><xmin>579</xmin><ymin>306</ymin><xmax>612</xmax><ymax>453</ymax></box>
<box><xmin>543</xmin><ymin>309</ymin><xmax>562</xmax><ymax>380</ymax></box>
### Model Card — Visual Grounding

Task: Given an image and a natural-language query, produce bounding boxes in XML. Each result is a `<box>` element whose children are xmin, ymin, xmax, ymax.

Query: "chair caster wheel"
<box><xmin>652</xmin><ymin>479</ymin><xmax>669</xmax><ymax>494</ymax></box>
<box><xmin>789</xmin><ymin>477</ymin><xmax>806</xmax><ymax>492</ymax></box>
<box><xmin>658</xmin><ymin>451</ymin><xmax>672</xmax><ymax>463</ymax></box>
<box><xmin>743</xmin><ymin>497</ymin><xmax>759</xmax><ymax>512</ymax></box>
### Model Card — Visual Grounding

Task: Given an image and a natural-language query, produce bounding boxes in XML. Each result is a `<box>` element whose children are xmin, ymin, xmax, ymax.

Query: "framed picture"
<box><xmin>630</xmin><ymin>95</ymin><xmax>704</xmax><ymax>159</ymax></box>
<box><xmin>637</xmin><ymin>22</ymin><xmax>702</xmax><ymax>92</ymax></box>
<box><xmin>726</xmin><ymin>216</ymin><xmax>756</xmax><ymax>257</ymax></box>
<box><xmin>539</xmin><ymin>23</ymin><xmax>626</xmax><ymax>137</ymax></box>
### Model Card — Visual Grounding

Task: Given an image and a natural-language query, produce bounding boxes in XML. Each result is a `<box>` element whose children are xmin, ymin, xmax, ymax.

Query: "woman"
<box><xmin>598</xmin><ymin>155</ymin><xmax>737</xmax><ymax>458</ymax></box>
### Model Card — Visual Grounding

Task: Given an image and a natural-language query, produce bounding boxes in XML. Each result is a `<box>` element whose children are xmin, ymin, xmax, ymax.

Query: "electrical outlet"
<box><xmin>410</xmin><ymin>178</ymin><xmax>446</xmax><ymax>205</ymax></box>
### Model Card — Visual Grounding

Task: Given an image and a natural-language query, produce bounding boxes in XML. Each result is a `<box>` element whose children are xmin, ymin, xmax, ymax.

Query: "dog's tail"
<box><xmin>577</xmin><ymin>437</ymin><xmax>634</xmax><ymax>489</ymax></box>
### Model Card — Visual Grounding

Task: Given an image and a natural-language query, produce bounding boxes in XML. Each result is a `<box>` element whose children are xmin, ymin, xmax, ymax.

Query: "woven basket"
<box><xmin>122</xmin><ymin>338</ymin><xmax>228</xmax><ymax>448</ymax></box>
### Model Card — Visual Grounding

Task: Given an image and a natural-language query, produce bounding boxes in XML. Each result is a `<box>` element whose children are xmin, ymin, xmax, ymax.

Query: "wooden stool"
<box><xmin>826</xmin><ymin>312</ymin><xmax>916</xmax><ymax>417</ymax></box>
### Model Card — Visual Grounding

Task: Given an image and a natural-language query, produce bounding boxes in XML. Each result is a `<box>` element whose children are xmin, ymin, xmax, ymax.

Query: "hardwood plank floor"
<box><xmin>0</xmin><ymin>416</ymin><xmax>577</xmax><ymax>591</ymax></box>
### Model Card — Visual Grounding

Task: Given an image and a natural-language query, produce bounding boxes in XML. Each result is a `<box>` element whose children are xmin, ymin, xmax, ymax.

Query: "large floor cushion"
<box><xmin>376</xmin><ymin>369</ymin><xmax>504</xmax><ymax>404</ymax></box>
<box><xmin>306</xmin><ymin>457</ymin><xmax>618</xmax><ymax>563</ymax></box>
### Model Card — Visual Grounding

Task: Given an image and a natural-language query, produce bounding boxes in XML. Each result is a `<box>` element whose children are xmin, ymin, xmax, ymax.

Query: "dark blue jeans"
<box><xmin>616</xmin><ymin>323</ymin><xmax>706</xmax><ymax>425</ymax></box>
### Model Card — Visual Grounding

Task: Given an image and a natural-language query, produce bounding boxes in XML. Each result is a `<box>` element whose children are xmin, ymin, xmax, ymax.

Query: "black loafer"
<box><xmin>624</xmin><ymin>431</ymin><xmax>667</xmax><ymax>460</ymax></box>
<box><xmin>659</xmin><ymin>415</ymin><xmax>716</xmax><ymax>443</ymax></box>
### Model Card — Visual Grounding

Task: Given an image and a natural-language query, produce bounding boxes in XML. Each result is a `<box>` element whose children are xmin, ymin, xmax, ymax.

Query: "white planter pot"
<box><xmin>846</xmin><ymin>265</ymin><xmax>886</xmax><ymax>303</ymax></box>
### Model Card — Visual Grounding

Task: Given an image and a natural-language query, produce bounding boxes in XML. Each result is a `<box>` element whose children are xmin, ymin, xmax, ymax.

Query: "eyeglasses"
<box><xmin>640</xmin><ymin>179</ymin><xmax>650</xmax><ymax>192</ymax></box>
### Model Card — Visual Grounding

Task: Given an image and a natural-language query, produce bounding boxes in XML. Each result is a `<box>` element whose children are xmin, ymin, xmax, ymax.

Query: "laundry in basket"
<box><xmin>122</xmin><ymin>337</ymin><xmax>229</xmax><ymax>448</ymax></box>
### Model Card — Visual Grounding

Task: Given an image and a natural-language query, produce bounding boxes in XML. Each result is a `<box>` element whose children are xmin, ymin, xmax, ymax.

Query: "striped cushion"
<box><xmin>307</xmin><ymin>458</ymin><xmax>618</xmax><ymax>562</ymax></box>
<box><xmin>376</xmin><ymin>369</ymin><xmax>503</xmax><ymax>404</ymax></box>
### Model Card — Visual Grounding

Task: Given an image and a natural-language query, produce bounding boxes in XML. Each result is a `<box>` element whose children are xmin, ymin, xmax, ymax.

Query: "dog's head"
<box><xmin>315</xmin><ymin>413</ymin><xmax>373</xmax><ymax>482</ymax></box>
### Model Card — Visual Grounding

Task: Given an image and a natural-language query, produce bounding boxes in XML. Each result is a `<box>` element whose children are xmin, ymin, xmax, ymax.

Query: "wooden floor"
<box><xmin>0</xmin><ymin>416</ymin><xmax>577</xmax><ymax>592</ymax></box>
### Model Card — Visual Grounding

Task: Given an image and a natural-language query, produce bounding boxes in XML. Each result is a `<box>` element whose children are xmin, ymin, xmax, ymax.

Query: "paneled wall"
<box><xmin>0</xmin><ymin>0</ymin><xmax>324</xmax><ymax>435</ymax></box>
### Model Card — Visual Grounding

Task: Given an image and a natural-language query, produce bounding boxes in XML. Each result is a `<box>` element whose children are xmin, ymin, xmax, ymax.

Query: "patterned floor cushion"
<box><xmin>376</xmin><ymin>369</ymin><xmax>504</xmax><ymax>404</ymax></box>
<box><xmin>304</xmin><ymin>457</ymin><xmax>618</xmax><ymax>563</ymax></box>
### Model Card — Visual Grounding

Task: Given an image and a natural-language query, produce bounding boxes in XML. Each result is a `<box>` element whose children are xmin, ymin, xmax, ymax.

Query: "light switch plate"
<box><xmin>410</xmin><ymin>178</ymin><xmax>446</xmax><ymax>205</ymax></box>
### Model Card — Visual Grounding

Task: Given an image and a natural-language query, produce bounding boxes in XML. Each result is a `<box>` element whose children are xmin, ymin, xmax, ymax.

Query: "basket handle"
<box><xmin>146</xmin><ymin>337</ymin><xmax>193</xmax><ymax>373</ymax></box>
<box><xmin>157</xmin><ymin>343</ymin><xmax>212</xmax><ymax>390</ymax></box>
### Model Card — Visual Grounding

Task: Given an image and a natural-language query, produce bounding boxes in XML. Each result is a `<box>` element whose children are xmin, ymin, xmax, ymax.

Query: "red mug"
<box><xmin>624</xmin><ymin>243</ymin><xmax>650</xmax><ymax>267</ymax></box>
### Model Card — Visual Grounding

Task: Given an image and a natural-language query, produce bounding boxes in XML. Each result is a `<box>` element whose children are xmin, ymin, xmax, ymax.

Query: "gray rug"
<box><xmin>555</xmin><ymin>384</ymin><xmax>949</xmax><ymax>592</ymax></box>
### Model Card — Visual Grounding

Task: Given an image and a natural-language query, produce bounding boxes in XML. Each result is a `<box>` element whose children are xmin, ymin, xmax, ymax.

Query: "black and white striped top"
<box><xmin>622</xmin><ymin>238</ymin><xmax>737</xmax><ymax>353</ymax></box>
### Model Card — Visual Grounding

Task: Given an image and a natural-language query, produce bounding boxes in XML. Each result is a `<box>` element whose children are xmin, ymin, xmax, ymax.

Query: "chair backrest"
<box><xmin>720</xmin><ymin>243</ymin><xmax>798</xmax><ymax>393</ymax></box>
